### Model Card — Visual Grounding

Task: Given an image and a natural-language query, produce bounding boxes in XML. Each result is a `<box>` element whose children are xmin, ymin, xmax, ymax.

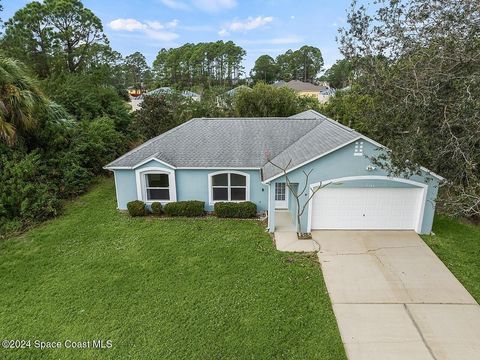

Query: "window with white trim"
<box><xmin>145</xmin><ymin>173</ymin><xmax>170</xmax><ymax>201</ymax></box>
<box><xmin>210</xmin><ymin>172</ymin><xmax>248</xmax><ymax>202</ymax></box>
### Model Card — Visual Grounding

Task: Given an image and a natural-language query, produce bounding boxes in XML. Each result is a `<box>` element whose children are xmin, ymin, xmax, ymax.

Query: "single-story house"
<box><xmin>105</xmin><ymin>110</ymin><xmax>443</xmax><ymax>234</ymax></box>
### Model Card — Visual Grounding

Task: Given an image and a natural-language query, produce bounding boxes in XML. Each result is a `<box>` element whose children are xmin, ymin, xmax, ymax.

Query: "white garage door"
<box><xmin>310</xmin><ymin>187</ymin><xmax>423</xmax><ymax>231</ymax></box>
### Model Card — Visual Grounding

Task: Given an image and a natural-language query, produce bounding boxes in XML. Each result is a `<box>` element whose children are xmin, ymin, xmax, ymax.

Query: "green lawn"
<box><xmin>422</xmin><ymin>215</ymin><xmax>480</xmax><ymax>302</ymax></box>
<box><xmin>0</xmin><ymin>178</ymin><xmax>346</xmax><ymax>360</ymax></box>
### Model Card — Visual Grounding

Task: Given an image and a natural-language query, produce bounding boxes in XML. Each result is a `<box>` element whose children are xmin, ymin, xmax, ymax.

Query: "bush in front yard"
<box><xmin>214</xmin><ymin>202</ymin><xmax>257</xmax><ymax>218</ymax></box>
<box><xmin>127</xmin><ymin>200</ymin><xmax>146</xmax><ymax>217</ymax></box>
<box><xmin>163</xmin><ymin>201</ymin><xmax>205</xmax><ymax>217</ymax></box>
<box><xmin>150</xmin><ymin>202</ymin><xmax>162</xmax><ymax>215</ymax></box>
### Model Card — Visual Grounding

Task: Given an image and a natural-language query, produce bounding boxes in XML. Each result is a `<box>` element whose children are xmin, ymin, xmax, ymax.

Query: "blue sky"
<box><xmin>3</xmin><ymin>0</ymin><xmax>353</xmax><ymax>73</ymax></box>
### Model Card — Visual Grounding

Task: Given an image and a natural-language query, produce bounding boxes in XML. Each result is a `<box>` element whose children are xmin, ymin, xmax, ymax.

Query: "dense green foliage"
<box><xmin>127</xmin><ymin>200</ymin><xmax>146</xmax><ymax>217</ymax></box>
<box><xmin>131</xmin><ymin>92</ymin><xmax>232</xmax><ymax>140</ymax></box>
<box><xmin>250</xmin><ymin>55</ymin><xmax>277</xmax><ymax>83</ymax></box>
<box><xmin>0</xmin><ymin>56</ymin><xmax>52</xmax><ymax>144</ymax></box>
<box><xmin>323</xmin><ymin>0</ymin><xmax>480</xmax><ymax>219</ymax></box>
<box><xmin>423</xmin><ymin>216</ymin><xmax>480</xmax><ymax>302</ymax></box>
<box><xmin>319</xmin><ymin>59</ymin><xmax>352</xmax><ymax>89</ymax></box>
<box><xmin>214</xmin><ymin>201</ymin><xmax>257</xmax><ymax>218</ymax></box>
<box><xmin>234</xmin><ymin>82</ymin><xmax>321</xmax><ymax>117</ymax></box>
<box><xmin>150</xmin><ymin>202</ymin><xmax>162</xmax><ymax>215</ymax></box>
<box><xmin>163</xmin><ymin>200</ymin><xmax>205</xmax><ymax>217</ymax></box>
<box><xmin>1</xmin><ymin>0</ymin><xmax>107</xmax><ymax>76</ymax></box>
<box><xmin>251</xmin><ymin>45</ymin><xmax>324</xmax><ymax>84</ymax></box>
<box><xmin>124</xmin><ymin>51</ymin><xmax>152</xmax><ymax>91</ymax></box>
<box><xmin>0</xmin><ymin>1</ymin><xmax>133</xmax><ymax>235</ymax></box>
<box><xmin>0</xmin><ymin>179</ymin><xmax>346</xmax><ymax>359</ymax></box>
<box><xmin>153</xmin><ymin>41</ymin><xmax>246</xmax><ymax>88</ymax></box>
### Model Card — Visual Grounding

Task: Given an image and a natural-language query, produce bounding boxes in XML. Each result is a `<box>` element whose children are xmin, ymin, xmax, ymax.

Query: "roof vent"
<box><xmin>354</xmin><ymin>141</ymin><xmax>363</xmax><ymax>156</ymax></box>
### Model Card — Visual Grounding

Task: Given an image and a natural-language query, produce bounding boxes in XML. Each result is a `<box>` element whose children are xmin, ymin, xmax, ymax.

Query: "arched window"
<box><xmin>135</xmin><ymin>167</ymin><xmax>176</xmax><ymax>203</ymax></box>
<box><xmin>209</xmin><ymin>172</ymin><xmax>250</xmax><ymax>204</ymax></box>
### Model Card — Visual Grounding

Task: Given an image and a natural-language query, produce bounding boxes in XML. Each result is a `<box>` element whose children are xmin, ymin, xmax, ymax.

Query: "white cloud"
<box><xmin>219</xmin><ymin>16</ymin><xmax>273</xmax><ymax>36</ymax></box>
<box><xmin>218</xmin><ymin>28</ymin><xmax>230</xmax><ymax>37</ymax></box>
<box><xmin>146</xmin><ymin>21</ymin><xmax>164</xmax><ymax>30</ymax></box>
<box><xmin>290</xmin><ymin>15</ymin><xmax>295</xmax><ymax>20</ymax></box>
<box><xmin>192</xmin><ymin>0</ymin><xmax>237</xmax><ymax>12</ymax></box>
<box><xmin>229</xmin><ymin>16</ymin><xmax>273</xmax><ymax>32</ymax></box>
<box><xmin>166</xmin><ymin>19</ymin><xmax>180</xmax><ymax>28</ymax></box>
<box><xmin>109</xmin><ymin>18</ymin><xmax>179</xmax><ymax>42</ymax></box>
<box><xmin>159</xmin><ymin>0</ymin><xmax>191</xmax><ymax>10</ymax></box>
<box><xmin>109</xmin><ymin>18</ymin><xmax>146</xmax><ymax>32</ymax></box>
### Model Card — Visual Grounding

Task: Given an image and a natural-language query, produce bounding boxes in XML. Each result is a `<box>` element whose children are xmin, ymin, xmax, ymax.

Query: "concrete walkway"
<box><xmin>313</xmin><ymin>231</ymin><xmax>480</xmax><ymax>360</ymax></box>
<box><xmin>274</xmin><ymin>211</ymin><xmax>319</xmax><ymax>252</ymax></box>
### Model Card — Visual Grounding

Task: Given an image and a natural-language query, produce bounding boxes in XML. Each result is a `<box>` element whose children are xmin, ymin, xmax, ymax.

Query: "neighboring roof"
<box><xmin>141</xmin><ymin>87</ymin><xmax>200</xmax><ymax>99</ymax></box>
<box><xmin>224</xmin><ymin>85</ymin><xmax>251</xmax><ymax>96</ymax></box>
<box><xmin>272</xmin><ymin>80</ymin><xmax>328</xmax><ymax>92</ymax></box>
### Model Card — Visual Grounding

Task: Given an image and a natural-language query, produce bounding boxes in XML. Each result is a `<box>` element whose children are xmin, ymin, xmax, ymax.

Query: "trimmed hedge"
<box><xmin>150</xmin><ymin>202</ymin><xmax>162</xmax><ymax>215</ymax></box>
<box><xmin>163</xmin><ymin>201</ymin><xmax>205</xmax><ymax>217</ymax></box>
<box><xmin>127</xmin><ymin>200</ymin><xmax>146</xmax><ymax>217</ymax></box>
<box><xmin>214</xmin><ymin>201</ymin><xmax>257</xmax><ymax>218</ymax></box>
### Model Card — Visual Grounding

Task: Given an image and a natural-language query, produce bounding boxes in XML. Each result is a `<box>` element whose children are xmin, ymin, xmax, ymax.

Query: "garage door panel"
<box><xmin>311</xmin><ymin>188</ymin><xmax>422</xmax><ymax>230</ymax></box>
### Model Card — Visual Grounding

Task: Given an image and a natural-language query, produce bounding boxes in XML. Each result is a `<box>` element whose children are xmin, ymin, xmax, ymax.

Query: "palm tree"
<box><xmin>0</xmin><ymin>56</ymin><xmax>48</xmax><ymax>145</ymax></box>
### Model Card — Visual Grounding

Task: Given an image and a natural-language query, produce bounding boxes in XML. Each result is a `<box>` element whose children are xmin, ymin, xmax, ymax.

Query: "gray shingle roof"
<box><xmin>262</xmin><ymin>115</ymin><xmax>360</xmax><ymax>180</ymax></box>
<box><xmin>105</xmin><ymin>110</ymin><xmax>363</xmax><ymax>181</ymax></box>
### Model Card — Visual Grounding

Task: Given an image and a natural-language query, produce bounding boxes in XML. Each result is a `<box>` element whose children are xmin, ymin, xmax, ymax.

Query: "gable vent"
<box><xmin>354</xmin><ymin>141</ymin><xmax>363</xmax><ymax>156</ymax></box>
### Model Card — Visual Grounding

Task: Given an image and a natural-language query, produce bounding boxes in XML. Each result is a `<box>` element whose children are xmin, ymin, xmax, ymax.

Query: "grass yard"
<box><xmin>0</xmin><ymin>178</ymin><xmax>346</xmax><ymax>360</ymax></box>
<box><xmin>422</xmin><ymin>215</ymin><xmax>480</xmax><ymax>302</ymax></box>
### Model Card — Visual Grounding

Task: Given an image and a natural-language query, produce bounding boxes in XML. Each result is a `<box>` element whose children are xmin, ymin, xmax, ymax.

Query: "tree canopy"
<box><xmin>250</xmin><ymin>55</ymin><xmax>277</xmax><ymax>84</ymax></box>
<box><xmin>153</xmin><ymin>41</ymin><xmax>246</xmax><ymax>88</ymax></box>
<box><xmin>328</xmin><ymin>0</ymin><xmax>480</xmax><ymax>218</ymax></box>
<box><xmin>1</xmin><ymin>0</ymin><xmax>107</xmax><ymax>77</ymax></box>
<box><xmin>252</xmin><ymin>45</ymin><xmax>324</xmax><ymax>84</ymax></box>
<box><xmin>320</xmin><ymin>59</ymin><xmax>352</xmax><ymax>89</ymax></box>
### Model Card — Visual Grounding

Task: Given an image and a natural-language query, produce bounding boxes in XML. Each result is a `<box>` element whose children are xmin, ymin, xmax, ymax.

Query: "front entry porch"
<box><xmin>274</xmin><ymin>210</ymin><xmax>319</xmax><ymax>252</ymax></box>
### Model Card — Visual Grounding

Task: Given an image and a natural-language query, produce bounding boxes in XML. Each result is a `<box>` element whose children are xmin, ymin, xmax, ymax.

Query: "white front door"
<box><xmin>275</xmin><ymin>183</ymin><xmax>288</xmax><ymax>209</ymax></box>
<box><xmin>310</xmin><ymin>187</ymin><xmax>423</xmax><ymax>231</ymax></box>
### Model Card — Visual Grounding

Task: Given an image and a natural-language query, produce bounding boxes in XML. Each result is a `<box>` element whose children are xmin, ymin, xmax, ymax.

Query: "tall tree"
<box><xmin>293</xmin><ymin>45</ymin><xmax>324</xmax><ymax>83</ymax></box>
<box><xmin>44</xmin><ymin>0</ymin><xmax>107</xmax><ymax>73</ymax></box>
<box><xmin>1</xmin><ymin>0</ymin><xmax>107</xmax><ymax>76</ymax></box>
<box><xmin>152</xmin><ymin>41</ymin><xmax>246</xmax><ymax>88</ymax></box>
<box><xmin>1</xmin><ymin>2</ymin><xmax>53</xmax><ymax>77</ymax></box>
<box><xmin>273</xmin><ymin>46</ymin><xmax>324</xmax><ymax>83</ymax></box>
<box><xmin>337</xmin><ymin>0</ymin><xmax>480</xmax><ymax>217</ymax></box>
<box><xmin>124</xmin><ymin>52</ymin><xmax>151</xmax><ymax>91</ymax></box>
<box><xmin>250</xmin><ymin>55</ymin><xmax>277</xmax><ymax>83</ymax></box>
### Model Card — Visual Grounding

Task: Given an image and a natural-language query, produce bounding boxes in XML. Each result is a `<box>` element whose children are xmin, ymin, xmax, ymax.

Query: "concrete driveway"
<box><xmin>312</xmin><ymin>231</ymin><xmax>480</xmax><ymax>360</ymax></box>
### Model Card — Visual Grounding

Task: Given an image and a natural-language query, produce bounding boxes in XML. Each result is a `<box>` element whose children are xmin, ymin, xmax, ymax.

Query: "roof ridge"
<box><xmin>197</xmin><ymin>117</ymin><xmax>321</xmax><ymax>120</ymax></box>
<box><xmin>262</xmin><ymin>118</ymin><xmax>327</xmax><ymax>167</ymax></box>
<box><xmin>104</xmin><ymin>117</ymin><xmax>199</xmax><ymax>168</ymax></box>
<box><xmin>308</xmin><ymin>110</ymin><xmax>357</xmax><ymax>134</ymax></box>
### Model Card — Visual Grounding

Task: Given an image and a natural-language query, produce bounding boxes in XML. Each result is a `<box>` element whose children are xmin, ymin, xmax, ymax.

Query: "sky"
<box><xmin>3</xmin><ymin>0</ymin><xmax>353</xmax><ymax>74</ymax></box>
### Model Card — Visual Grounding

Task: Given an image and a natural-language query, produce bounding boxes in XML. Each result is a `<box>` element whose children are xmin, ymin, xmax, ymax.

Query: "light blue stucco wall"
<box><xmin>267</xmin><ymin>140</ymin><xmax>440</xmax><ymax>234</ymax></box>
<box><xmin>113</xmin><ymin>160</ymin><xmax>268</xmax><ymax>212</ymax></box>
<box><xmin>112</xmin><ymin>140</ymin><xmax>440</xmax><ymax>234</ymax></box>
